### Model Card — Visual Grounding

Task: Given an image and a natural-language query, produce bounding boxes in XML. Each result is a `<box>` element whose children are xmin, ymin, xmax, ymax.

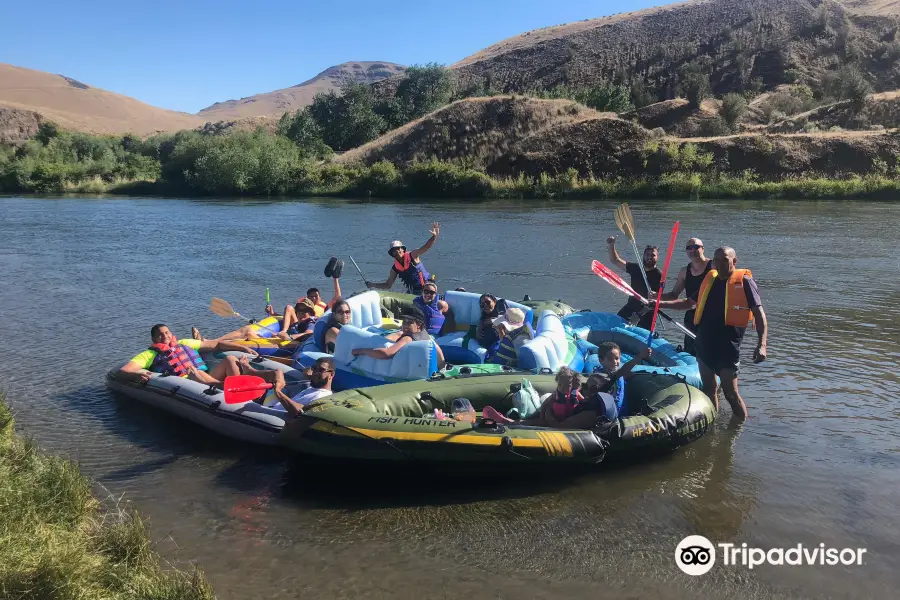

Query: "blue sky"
<box><xmin>1</xmin><ymin>0</ymin><xmax>669</xmax><ymax>114</ymax></box>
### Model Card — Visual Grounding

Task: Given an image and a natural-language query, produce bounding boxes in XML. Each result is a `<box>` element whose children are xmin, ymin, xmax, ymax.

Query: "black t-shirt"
<box><xmin>624</xmin><ymin>262</ymin><xmax>662</xmax><ymax>311</ymax></box>
<box><xmin>696</xmin><ymin>276</ymin><xmax>762</xmax><ymax>357</ymax></box>
<box><xmin>684</xmin><ymin>260</ymin><xmax>713</xmax><ymax>302</ymax></box>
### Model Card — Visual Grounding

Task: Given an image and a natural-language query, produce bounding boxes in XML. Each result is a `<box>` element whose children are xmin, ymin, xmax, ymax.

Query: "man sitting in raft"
<box><xmin>366</xmin><ymin>222</ymin><xmax>440</xmax><ymax>295</ymax></box>
<box><xmin>661</xmin><ymin>237</ymin><xmax>712</xmax><ymax>355</ymax></box>
<box><xmin>485</xmin><ymin>308</ymin><xmax>532</xmax><ymax>368</ymax></box>
<box><xmin>606</xmin><ymin>236</ymin><xmax>661</xmax><ymax>329</ymax></box>
<box><xmin>658</xmin><ymin>246</ymin><xmax>768</xmax><ymax>421</ymax></box>
<box><xmin>271</xmin><ymin>357</ymin><xmax>335</xmax><ymax>417</ymax></box>
<box><xmin>118</xmin><ymin>324</ymin><xmax>278</xmax><ymax>388</ymax></box>
<box><xmin>351</xmin><ymin>308</ymin><xmax>446</xmax><ymax>367</ymax></box>
<box><xmin>414</xmin><ymin>281</ymin><xmax>449</xmax><ymax>335</ymax></box>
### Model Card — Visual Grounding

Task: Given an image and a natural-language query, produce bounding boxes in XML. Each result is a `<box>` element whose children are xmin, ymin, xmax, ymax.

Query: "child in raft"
<box><xmin>481</xmin><ymin>367</ymin><xmax>585</xmax><ymax>426</ymax></box>
<box><xmin>481</xmin><ymin>345</ymin><xmax>651</xmax><ymax>429</ymax></box>
<box><xmin>591</xmin><ymin>342</ymin><xmax>652</xmax><ymax>421</ymax></box>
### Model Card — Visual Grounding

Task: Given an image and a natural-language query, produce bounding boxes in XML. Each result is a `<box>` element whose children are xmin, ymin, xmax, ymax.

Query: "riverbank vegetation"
<box><xmin>1</xmin><ymin>62</ymin><xmax>899</xmax><ymax>200</ymax></box>
<box><xmin>2</xmin><ymin>120</ymin><xmax>899</xmax><ymax>200</ymax></box>
<box><xmin>0</xmin><ymin>395</ymin><xmax>214</xmax><ymax>599</ymax></box>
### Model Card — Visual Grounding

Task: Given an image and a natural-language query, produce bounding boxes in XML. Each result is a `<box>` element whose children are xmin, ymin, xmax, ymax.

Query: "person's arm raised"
<box><xmin>606</xmin><ymin>236</ymin><xmax>627</xmax><ymax>270</ymax></box>
<box><xmin>613</xmin><ymin>347</ymin><xmax>652</xmax><ymax>380</ymax></box>
<box><xmin>410</xmin><ymin>222</ymin><xmax>440</xmax><ymax>259</ymax></box>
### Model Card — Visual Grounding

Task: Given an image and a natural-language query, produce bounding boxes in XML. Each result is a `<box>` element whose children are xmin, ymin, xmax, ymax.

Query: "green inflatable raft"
<box><xmin>280</xmin><ymin>372</ymin><xmax>715</xmax><ymax>465</ymax></box>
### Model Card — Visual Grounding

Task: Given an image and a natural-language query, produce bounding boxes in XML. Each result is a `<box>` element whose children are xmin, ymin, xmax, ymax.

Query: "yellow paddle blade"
<box><xmin>615</xmin><ymin>204</ymin><xmax>636</xmax><ymax>241</ymax></box>
<box><xmin>209</xmin><ymin>297</ymin><xmax>238</xmax><ymax>318</ymax></box>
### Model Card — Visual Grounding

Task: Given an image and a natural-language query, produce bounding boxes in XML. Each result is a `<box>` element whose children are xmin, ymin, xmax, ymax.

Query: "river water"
<box><xmin>0</xmin><ymin>196</ymin><xmax>898</xmax><ymax>599</ymax></box>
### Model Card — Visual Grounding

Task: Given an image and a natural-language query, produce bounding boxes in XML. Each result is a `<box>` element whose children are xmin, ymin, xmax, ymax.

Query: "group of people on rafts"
<box><xmin>118</xmin><ymin>220</ymin><xmax>767</xmax><ymax>423</ymax></box>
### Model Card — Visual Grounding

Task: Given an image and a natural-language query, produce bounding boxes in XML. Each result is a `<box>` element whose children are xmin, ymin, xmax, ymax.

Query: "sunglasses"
<box><xmin>423</xmin><ymin>289</ymin><xmax>436</xmax><ymax>295</ymax></box>
<box><xmin>312</xmin><ymin>366</ymin><xmax>334</xmax><ymax>374</ymax></box>
<box><xmin>335</xmin><ymin>309</ymin><xmax>351</xmax><ymax>315</ymax></box>
<box><xmin>686</xmin><ymin>244</ymin><xmax>703</xmax><ymax>251</ymax></box>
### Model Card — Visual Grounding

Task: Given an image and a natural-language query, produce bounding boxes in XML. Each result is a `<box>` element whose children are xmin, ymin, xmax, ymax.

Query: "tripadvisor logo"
<box><xmin>675</xmin><ymin>535</ymin><xmax>716</xmax><ymax>576</ymax></box>
<box><xmin>675</xmin><ymin>536</ymin><xmax>868</xmax><ymax>576</ymax></box>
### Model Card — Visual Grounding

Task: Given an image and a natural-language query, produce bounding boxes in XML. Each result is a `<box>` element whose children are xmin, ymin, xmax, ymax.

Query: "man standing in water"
<box><xmin>367</xmin><ymin>222</ymin><xmax>440</xmax><ymax>295</ymax></box>
<box><xmin>661</xmin><ymin>237</ymin><xmax>713</xmax><ymax>355</ymax></box>
<box><xmin>658</xmin><ymin>247</ymin><xmax>767</xmax><ymax>421</ymax></box>
<box><xmin>606</xmin><ymin>236</ymin><xmax>661</xmax><ymax>329</ymax></box>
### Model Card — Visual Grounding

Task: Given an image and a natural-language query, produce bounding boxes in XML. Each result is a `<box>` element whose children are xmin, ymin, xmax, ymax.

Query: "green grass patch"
<box><xmin>0</xmin><ymin>395</ymin><xmax>214</xmax><ymax>600</ymax></box>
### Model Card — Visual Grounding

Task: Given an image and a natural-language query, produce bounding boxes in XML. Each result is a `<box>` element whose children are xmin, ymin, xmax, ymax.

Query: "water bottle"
<box><xmin>451</xmin><ymin>398</ymin><xmax>476</xmax><ymax>423</ymax></box>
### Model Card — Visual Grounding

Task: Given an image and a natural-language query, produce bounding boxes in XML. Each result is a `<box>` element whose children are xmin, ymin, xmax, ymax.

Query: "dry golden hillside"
<box><xmin>336</xmin><ymin>94</ymin><xmax>900</xmax><ymax>178</ymax></box>
<box><xmin>0</xmin><ymin>63</ymin><xmax>204</xmax><ymax>136</ymax></box>
<box><xmin>197</xmin><ymin>62</ymin><xmax>405</xmax><ymax>121</ymax></box>
<box><xmin>337</xmin><ymin>95</ymin><xmax>648</xmax><ymax>175</ymax></box>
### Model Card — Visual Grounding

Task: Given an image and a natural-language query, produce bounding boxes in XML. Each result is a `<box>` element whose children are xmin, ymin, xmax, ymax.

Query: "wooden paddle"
<box><xmin>614</xmin><ymin>203</ymin><xmax>654</xmax><ymax>301</ymax></box>
<box><xmin>210</xmin><ymin>297</ymin><xmax>251</xmax><ymax>322</ymax></box>
<box><xmin>223</xmin><ymin>374</ymin><xmax>272</xmax><ymax>404</ymax></box>
<box><xmin>210</xmin><ymin>297</ymin><xmax>281</xmax><ymax>336</ymax></box>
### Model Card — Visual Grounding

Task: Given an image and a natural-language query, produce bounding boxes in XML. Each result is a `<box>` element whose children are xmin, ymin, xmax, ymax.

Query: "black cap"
<box><xmin>404</xmin><ymin>307</ymin><xmax>426</xmax><ymax>325</ymax></box>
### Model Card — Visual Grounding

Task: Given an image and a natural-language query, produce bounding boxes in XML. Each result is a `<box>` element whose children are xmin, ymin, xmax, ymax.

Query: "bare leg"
<box><xmin>280</xmin><ymin>305</ymin><xmax>298</xmax><ymax>334</ymax></box>
<box><xmin>718</xmin><ymin>368</ymin><xmax>748</xmax><ymax>421</ymax></box>
<box><xmin>698</xmin><ymin>359</ymin><xmax>719</xmax><ymax>412</ymax></box>
<box><xmin>200</xmin><ymin>355</ymin><xmax>243</xmax><ymax>384</ymax></box>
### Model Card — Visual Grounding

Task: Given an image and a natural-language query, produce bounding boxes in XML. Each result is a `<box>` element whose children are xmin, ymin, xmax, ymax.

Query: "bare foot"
<box><xmin>238</xmin><ymin>356</ymin><xmax>252</xmax><ymax>373</ymax></box>
<box><xmin>191</xmin><ymin>326</ymin><xmax>204</xmax><ymax>341</ymax></box>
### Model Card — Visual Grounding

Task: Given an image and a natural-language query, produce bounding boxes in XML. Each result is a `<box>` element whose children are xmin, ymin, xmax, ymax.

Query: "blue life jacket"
<box><xmin>593</xmin><ymin>365</ymin><xmax>626</xmax><ymax>413</ymax></box>
<box><xmin>413</xmin><ymin>295</ymin><xmax>445</xmax><ymax>335</ymax></box>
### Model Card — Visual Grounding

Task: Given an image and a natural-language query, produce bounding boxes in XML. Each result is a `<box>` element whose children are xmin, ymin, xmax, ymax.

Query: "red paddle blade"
<box><xmin>648</xmin><ymin>221</ymin><xmax>680</xmax><ymax>342</ymax></box>
<box><xmin>591</xmin><ymin>260</ymin><xmax>645</xmax><ymax>301</ymax></box>
<box><xmin>223</xmin><ymin>375</ymin><xmax>272</xmax><ymax>404</ymax></box>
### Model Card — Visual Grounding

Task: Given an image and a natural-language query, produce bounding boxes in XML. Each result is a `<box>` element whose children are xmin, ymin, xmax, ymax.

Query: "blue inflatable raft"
<box><xmin>561</xmin><ymin>312</ymin><xmax>702</xmax><ymax>388</ymax></box>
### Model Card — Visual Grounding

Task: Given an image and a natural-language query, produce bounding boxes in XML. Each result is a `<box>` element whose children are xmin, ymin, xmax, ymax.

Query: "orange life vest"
<box><xmin>693</xmin><ymin>268</ymin><xmax>754</xmax><ymax>328</ymax></box>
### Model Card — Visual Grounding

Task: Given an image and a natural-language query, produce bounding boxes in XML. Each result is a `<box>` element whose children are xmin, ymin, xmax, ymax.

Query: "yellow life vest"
<box><xmin>693</xmin><ymin>268</ymin><xmax>754</xmax><ymax>328</ymax></box>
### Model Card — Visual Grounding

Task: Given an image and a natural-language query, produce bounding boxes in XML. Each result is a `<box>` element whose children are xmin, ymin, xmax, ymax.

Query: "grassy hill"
<box><xmin>449</xmin><ymin>0</ymin><xmax>900</xmax><ymax>100</ymax></box>
<box><xmin>0</xmin><ymin>63</ymin><xmax>204</xmax><ymax>138</ymax></box>
<box><xmin>197</xmin><ymin>62</ymin><xmax>406</xmax><ymax>121</ymax></box>
<box><xmin>337</xmin><ymin>95</ymin><xmax>900</xmax><ymax>180</ymax></box>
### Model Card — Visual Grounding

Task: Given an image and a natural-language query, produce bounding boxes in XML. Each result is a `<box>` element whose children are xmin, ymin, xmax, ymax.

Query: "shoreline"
<box><xmin>0</xmin><ymin>395</ymin><xmax>215</xmax><ymax>599</ymax></box>
<box><xmin>5</xmin><ymin>167</ymin><xmax>900</xmax><ymax>201</ymax></box>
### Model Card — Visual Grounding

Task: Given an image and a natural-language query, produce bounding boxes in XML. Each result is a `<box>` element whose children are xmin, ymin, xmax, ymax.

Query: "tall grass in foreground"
<box><xmin>0</xmin><ymin>395</ymin><xmax>215</xmax><ymax>600</ymax></box>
